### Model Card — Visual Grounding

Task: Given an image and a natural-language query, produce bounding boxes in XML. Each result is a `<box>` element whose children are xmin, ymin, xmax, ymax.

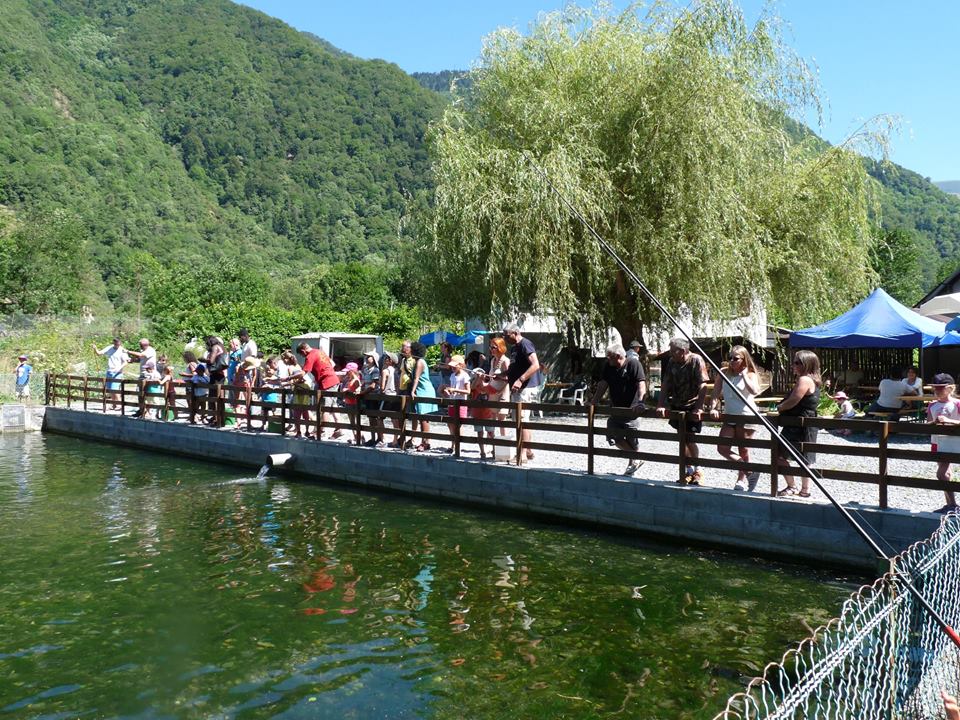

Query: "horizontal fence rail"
<box><xmin>713</xmin><ymin>514</ymin><xmax>960</xmax><ymax>720</ymax></box>
<box><xmin>44</xmin><ymin>373</ymin><xmax>960</xmax><ymax>509</ymax></box>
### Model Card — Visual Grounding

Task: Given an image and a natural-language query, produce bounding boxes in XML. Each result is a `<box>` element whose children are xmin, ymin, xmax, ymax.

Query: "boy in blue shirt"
<box><xmin>15</xmin><ymin>354</ymin><xmax>32</xmax><ymax>403</ymax></box>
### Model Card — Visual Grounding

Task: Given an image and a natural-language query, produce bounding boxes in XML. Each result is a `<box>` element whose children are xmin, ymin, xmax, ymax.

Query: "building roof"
<box><xmin>918</xmin><ymin>266</ymin><xmax>960</xmax><ymax>306</ymax></box>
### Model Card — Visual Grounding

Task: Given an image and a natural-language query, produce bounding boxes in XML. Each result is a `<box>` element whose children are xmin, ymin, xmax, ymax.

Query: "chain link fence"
<box><xmin>714</xmin><ymin>514</ymin><xmax>960</xmax><ymax>719</ymax></box>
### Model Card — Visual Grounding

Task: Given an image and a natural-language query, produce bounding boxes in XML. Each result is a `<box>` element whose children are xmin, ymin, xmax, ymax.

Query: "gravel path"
<box><xmin>61</xmin><ymin>402</ymin><xmax>948</xmax><ymax>514</ymax></box>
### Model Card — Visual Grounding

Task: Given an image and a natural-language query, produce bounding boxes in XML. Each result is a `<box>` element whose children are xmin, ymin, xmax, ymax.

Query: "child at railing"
<box><xmin>256</xmin><ymin>357</ymin><xmax>282</xmax><ymax>432</ymax></box>
<box><xmin>340</xmin><ymin>362</ymin><xmax>361</xmax><ymax>443</ymax></box>
<box><xmin>189</xmin><ymin>364</ymin><xmax>210</xmax><ymax>424</ymax></box>
<box><xmin>143</xmin><ymin>362</ymin><xmax>162</xmax><ymax>420</ymax></box>
<box><xmin>928</xmin><ymin>373</ymin><xmax>960</xmax><ymax>513</ymax></box>
<box><xmin>469</xmin><ymin>369</ymin><xmax>495</xmax><ymax>459</ymax></box>
<box><xmin>440</xmin><ymin>356</ymin><xmax>471</xmax><ymax>454</ymax></box>
<box><xmin>830</xmin><ymin>391</ymin><xmax>856</xmax><ymax>436</ymax></box>
<box><xmin>159</xmin><ymin>365</ymin><xmax>176</xmax><ymax>421</ymax></box>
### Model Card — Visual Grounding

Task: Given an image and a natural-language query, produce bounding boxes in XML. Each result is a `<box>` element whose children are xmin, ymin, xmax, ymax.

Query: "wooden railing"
<box><xmin>45</xmin><ymin>373</ymin><xmax>960</xmax><ymax>510</ymax></box>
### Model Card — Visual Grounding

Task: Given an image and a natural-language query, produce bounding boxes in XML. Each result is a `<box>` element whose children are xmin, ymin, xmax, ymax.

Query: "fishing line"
<box><xmin>521</xmin><ymin>150</ymin><xmax>960</xmax><ymax>648</ymax></box>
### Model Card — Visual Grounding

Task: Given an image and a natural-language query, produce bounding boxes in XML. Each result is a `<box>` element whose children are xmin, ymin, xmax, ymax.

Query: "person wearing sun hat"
<box><xmin>440</xmin><ymin>355</ymin><xmax>471</xmax><ymax>453</ymax></box>
<box><xmin>14</xmin><ymin>354</ymin><xmax>32</xmax><ymax>403</ymax></box>
<box><xmin>830</xmin><ymin>390</ymin><xmax>857</xmax><ymax>436</ymax></box>
<box><xmin>928</xmin><ymin>373</ymin><xmax>960</xmax><ymax>513</ymax></box>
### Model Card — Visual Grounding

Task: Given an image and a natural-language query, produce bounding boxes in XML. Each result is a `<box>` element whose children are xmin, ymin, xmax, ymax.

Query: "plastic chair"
<box><xmin>557</xmin><ymin>386</ymin><xmax>586</xmax><ymax>406</ymax></box>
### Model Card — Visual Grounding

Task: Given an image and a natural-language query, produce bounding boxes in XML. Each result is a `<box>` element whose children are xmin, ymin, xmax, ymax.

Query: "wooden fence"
<box><xmin>44</xmin><ymin>373</ymin><xmax>960</xmax><ymax>510</ymax></box>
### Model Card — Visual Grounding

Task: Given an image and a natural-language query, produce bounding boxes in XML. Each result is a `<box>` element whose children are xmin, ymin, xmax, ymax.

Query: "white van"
<box><xmin>289</xmin><ymin>333</ymin><xmax>384</xmax><ymax>366</ymax></box>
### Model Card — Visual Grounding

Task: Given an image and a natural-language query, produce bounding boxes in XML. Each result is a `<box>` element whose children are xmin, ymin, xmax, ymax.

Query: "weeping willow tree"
<box><xmin>424</xmin><ymin>1</ymin><xmax>879</xmax><ymax>342</ymax></box>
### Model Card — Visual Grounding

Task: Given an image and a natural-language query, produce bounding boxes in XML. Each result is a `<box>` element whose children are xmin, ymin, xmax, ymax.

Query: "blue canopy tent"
<box><xmin>452</xmin><ymin>329</ymin><xmax>489</xmax><ymax>346</ymax></box>
<box><xmin>791</xmin><ymin>288</ymin><xmax>960</xmax><ymax>349</ymax></box>
<box><xmin>790</xmin><ymin>288</ymin><xmax>960</xmax><ymax>386</ymax></box>
<box><xmin>418</xmin><ymin>330</ymin><xmax>459</xmax><ymax>347</ymax></box>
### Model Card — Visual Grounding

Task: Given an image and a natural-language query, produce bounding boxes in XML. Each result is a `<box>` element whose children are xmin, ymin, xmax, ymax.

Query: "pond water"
<box><xmin>0</xmin><ymin>433</ymin><xmax>861</xmax><ymax>719</ymax></box>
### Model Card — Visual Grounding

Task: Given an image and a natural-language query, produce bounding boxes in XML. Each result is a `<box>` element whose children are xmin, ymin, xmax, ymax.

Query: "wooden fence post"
<box><xmin>453</xmin><ymin>400</ymin><xmax>461</xmax><ymax>458</ymax></box>
<box><xmin>82</xmin><ymin>376</ymin><xmax>89</xmax><ymax>412</ymax></box>
<box><xmin>515</xmin><ymin>401</ymin><xmax>524</xmax><ymax>465</ymax></box>
<box><xmin>398</xmin><ymin>395</ymin><xmax>408</xmax><ymax>449</ymax></box>
<box><xmin>587</xmin><ymin>404</ymin><xmax>596</xmax><ymax>475</ymax></box>
<box><xmin>280</xmin><ymin>390</ymin><xmax>288</xmax><ymax>436</ymax></box>
<box><xmin>878</xmin><ymin>421</ymin><xmax>890</xmax><ymax>510</ymax></box>
<box><xmin>66</xmin><ymin>375</ymin><xmax>73</xmax><ymax>408</ymax></box>
<box><xmin>46</xmin><ymin>373</ymin><xmax>53</xmax><ymax>406</ymax></box>
<box><xmin>101</xmin><ymin>375</ymin><xmax>107</xmax><ymax>413</ymax></box>
<box><xmin>677</xmin><ymin>412</ymin><xmax>688</xmax><ymax>483</ymax></box>
<box><xmin>769</xmin><ymin>422</ymin><xmax>780</xmax><ymax>497</ymax></box>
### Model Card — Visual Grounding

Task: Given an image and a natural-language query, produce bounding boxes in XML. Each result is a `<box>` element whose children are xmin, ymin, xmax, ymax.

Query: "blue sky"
<box><xmin>238</xmin><ymin>1</ymin><xmax>958</xmax><ymax>181</ymax></box>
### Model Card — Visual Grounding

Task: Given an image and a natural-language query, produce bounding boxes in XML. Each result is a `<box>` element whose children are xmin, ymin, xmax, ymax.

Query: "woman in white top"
<box><xmin>707</xmin><ymin>345</ymin><xmax>761</xmax><ymax>491</ymax></box>
<box><xmin>482</xmin><ymin>337</ymin><xmax>512</xmax><ymax>440</ymax></box>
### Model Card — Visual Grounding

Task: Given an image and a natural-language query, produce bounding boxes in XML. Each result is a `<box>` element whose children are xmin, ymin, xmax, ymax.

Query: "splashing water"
<box><xmin>255</xmin><ymin>464</ymin><xmax>270</xmax><ymax>481</ymax></box>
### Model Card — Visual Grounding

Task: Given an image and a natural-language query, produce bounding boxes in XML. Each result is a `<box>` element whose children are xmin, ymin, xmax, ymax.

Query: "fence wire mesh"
<box><xmin>714</xmin><ymin>514</ymin><xmax>960</xmax><ymax>719</ymax></box>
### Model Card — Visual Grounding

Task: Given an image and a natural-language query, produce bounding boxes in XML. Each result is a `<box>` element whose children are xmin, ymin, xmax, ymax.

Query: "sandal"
<box><xmin>525</xmin><ymin>449</ymin><xmax>534</xmax><ymax>460</ymax></box>
<box><xmin>415</xmin><ymin>443</ymin><xmax>431</xmax><ymax>452</ymax></box>
<box><xmin>777</xmin><ymin>486</ymin><xmax>798</xmax><ymax>497</ymax></box>
<box><xmin>797</xmin><ymin>490</ymin><xmax>811</xmax><ymax>498</ymax></box>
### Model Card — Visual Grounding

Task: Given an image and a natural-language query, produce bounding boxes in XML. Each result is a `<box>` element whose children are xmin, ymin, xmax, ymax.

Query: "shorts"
<box><xmin>105</xmin><ymin>371</ymin><xmax>122</xmax><ymax>392</ymax></box>
<box><xmin>606</xmin><ymin>416</ymin><xmax>640</xmax><ymax>451</ymax></box>
<box><xmin>668</xmin><ymin>415</ymin><xmax>702</xmax><ymax>434</ymax></box>
<box><xmin>15</xmin><ymin>384</ymin><xmax>30</xmax><ymax>400</ymax></box>
<box><xmin>510</xmin><ymin>386</ymin><xmax>540</xmax><ymax>421</ymax></box>
<box><xmin>319</xmin><ymin>391</ymin><xmax>337</xmax><ymax>409</ymax></box>
<box><xmin>448</xmin><ymin>404</ymin><xmax>469</xmax><ymax>419</ymax></box>
<box><xmin>380</xmin><ymin>396</ymin><xmax>400</xmax><ymax>413</ymax></box>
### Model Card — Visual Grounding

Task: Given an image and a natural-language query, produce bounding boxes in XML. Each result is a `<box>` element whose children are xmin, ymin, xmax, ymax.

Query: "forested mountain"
<box><xmin>0</xmin><ymin>0</ymin><xmax>445</xmax><ymax>315</ymax></box>
<box><xmin>1</xmin><ymin>0</ymin><xmax>957</xmax><ymax>321</ymax></box>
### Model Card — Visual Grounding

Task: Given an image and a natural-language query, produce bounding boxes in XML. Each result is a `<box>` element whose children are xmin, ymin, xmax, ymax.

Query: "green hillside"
<box><xmin>0</xmin><ymin>0</ymin><xmax>444</xmax><ymax>315</ymax></box>
<box><xmin>1</xmin><ymin>0</ymin><xmax>957</xmax><ymax>323</ymax></box>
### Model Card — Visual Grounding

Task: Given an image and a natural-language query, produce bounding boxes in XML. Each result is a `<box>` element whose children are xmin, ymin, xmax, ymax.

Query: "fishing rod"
<box><xmin>521</xmin><ymin>150</ymin><xmax>960</xmax><ymax>649</ymax></box>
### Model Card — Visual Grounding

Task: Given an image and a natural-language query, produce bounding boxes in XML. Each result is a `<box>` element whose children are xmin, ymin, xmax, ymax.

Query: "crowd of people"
<box><xmin>82</xmin><ymin>324</ymin><xmax>545</xmax><ymax>461</ymax></box>
<box><xmin>20</xmin><ymin>325</ymin><xmax>957</xmax><ymax>509</ymax></box>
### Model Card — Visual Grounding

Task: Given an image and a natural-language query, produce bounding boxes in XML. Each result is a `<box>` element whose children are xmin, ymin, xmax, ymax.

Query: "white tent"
<box><xmin>917</xmin><ymin>292</ymin><xmax>960</xmax><ymax>318</ymax></box>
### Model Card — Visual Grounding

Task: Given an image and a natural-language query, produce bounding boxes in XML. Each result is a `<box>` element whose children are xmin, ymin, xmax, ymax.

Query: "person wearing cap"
<box><xmin>928</xmin><ymin>372</ymin><xmax>960</xmax><ymax>513</ymax></box>
<box><xmin>626</xmin><ymin>340</ymin><xmax>642</xmax><ymax>363</ymax></box>
<box><xmin>440</xmin><ymin>355</ymin><xmax>471</xmax><ymax>453</ymax></box>
<box><xmin>93</xmin><ymin>337</ymin><xmax>130</xmax><ymax>410</ymax></box>
<box><xmin>359</xmin><ymin>350</ymin><xmax>382</xmax><ymax>446</ymax></box>
<box><xmin>14</xmin><ymin>354</ymin><xmax>32</xmax><ymax>403</ymax></box>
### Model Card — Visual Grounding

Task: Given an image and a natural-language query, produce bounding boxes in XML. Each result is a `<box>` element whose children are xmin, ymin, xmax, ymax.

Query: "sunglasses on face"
<box><xmin>792</xmin><ymin>359</ymin><xmax>803</xmax><ymax>366</ymax></box>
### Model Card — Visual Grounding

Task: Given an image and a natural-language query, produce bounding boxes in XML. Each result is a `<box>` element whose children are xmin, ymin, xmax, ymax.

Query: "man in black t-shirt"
<box><xmin>503</xmin><ymin>323</ymin><xmax>542</xmax><ymax>462</ymax></box>
<box><xmin>588</xmin><ymin>344</ymin><xmax>647</xmax><ymax>476</ymax></box>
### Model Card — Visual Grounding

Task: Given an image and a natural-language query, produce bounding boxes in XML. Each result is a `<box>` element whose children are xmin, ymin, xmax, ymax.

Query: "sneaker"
<box><xmin>624</xmin><ymin>460</ymin><xmax>642</xmax><ymax>476</ymax></box>
<box><xmin>363</xmin><ymin>438</ymin><xmax>378</xmax><ymax>447</ymax></box>
<box><xmin>746</xmin><ymin>472</ymin><xmax>761</xmax><ymax>492</ymax></box>
<box><xmin>733</xmin><ymin>479</ymin><xmax>746</xmax><ymax>491</ymax></box>
<box><xmin>688</xmin><ymin>470</ymin><xmax>703</xmax><ymax>486</ymax></box>
<box><xmin>934</xmin><ymin>504</ymin><xmax>958</xmax><ymax>514</ymax></box>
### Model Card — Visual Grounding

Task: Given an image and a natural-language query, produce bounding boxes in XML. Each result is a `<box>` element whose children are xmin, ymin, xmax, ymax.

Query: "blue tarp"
<box><xmin>418</xmin><ymin>330</ymin><xmax>490</xmax><ymax>347</ymax></box>
<box><xmin>418</xmin><ymin>330</ymin><xmax>459</xmax><ymax>347</ymax></box>
<box><xmin>790</xmin><ymin>288</ymin><xmax>960</xmax><ymax>348</ymax></box>
<box><xmin>452</xmin><ymin>330</ymin><xmax>488</xmax><ymax>345</ymax></box>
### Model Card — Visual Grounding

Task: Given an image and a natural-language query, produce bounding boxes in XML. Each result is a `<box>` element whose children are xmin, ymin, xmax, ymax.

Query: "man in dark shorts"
<box><xmin>503</xmin><ymin>323</ymin><xmax>542</xmax><ymax>461</ymax></box>
<box><xmin>655</xmin><ymin>337</ymin><xmax>708</xmax><ymax>485</ymax></box>
<box><xmin>588</xmin><ymin>344</ymin><xmax>647</xmax><ymax>476</ymax></box>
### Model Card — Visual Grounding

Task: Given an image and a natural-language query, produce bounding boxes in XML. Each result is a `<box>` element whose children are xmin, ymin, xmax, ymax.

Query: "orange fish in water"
<box><xmin>303</xmin><ymin>608</ymin><xmax>327</xmax><ymax>616</ymax></box>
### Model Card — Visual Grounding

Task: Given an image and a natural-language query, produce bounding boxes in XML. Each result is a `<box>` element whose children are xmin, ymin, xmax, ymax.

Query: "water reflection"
<box><xmin>0</xmin><ymin>434</ymin><xmax>860</xmax><ymax>719</ymax></box>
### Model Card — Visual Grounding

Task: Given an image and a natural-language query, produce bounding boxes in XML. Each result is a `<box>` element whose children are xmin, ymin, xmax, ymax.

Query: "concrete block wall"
<box><xmin>43</xmin><ymin>407</ymin><xmax>940</xmax><ymax>570</ymax></box>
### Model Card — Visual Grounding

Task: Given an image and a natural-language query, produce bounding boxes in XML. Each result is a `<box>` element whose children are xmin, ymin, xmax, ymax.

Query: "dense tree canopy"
<box><xmin>426</xmin><ymin>2</ymin><xmax>880</xmax><ymax>338</ymax></box>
